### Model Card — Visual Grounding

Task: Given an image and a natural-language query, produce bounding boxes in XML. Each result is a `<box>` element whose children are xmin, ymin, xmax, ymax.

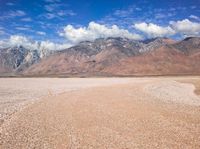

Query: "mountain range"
<box><xmin>0</xmin><ymin>37</ymin><xmax>200</xmax><ymax>77</ymax></box>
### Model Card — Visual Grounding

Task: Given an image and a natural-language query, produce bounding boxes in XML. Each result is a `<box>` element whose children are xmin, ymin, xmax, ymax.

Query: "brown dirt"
<box><xmin>1</xmin><ymin>79</ymin><xmax>200</xmax><ymax>148</ymax></box>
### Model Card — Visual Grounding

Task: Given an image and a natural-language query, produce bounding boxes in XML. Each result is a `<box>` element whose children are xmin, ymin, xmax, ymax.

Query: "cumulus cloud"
<box><xmin>40</xmin><ymin>41</ymin><xmax>71</xmax><ymax>50</ymax></box>
<box><xmin>170</xmin><ymin>19</ymin><xmax>200</xmax><ymax>36</ymax></box>
<box><xmin>134</xmin><ymin>19</ymin><xmax>200</xmax><ymax>38</ymax></box>
<box><xmin>133</xmin><ymin>22</ymin><xmax>175</xmax><ymax>38</ymax></box>
<box><xmin>0</xmin><ymin>35</ymin><xmax>71</xmax><ymax>50</ymax></box>
<box><xmin>60</xmin><ymin>22</ymin><xmax>143</xmax><ymax>43</ymax></box>
<box><xmin>8</xmin><ymin>35</ymin><xmax>39</xmax><ymax>50</ymax></box>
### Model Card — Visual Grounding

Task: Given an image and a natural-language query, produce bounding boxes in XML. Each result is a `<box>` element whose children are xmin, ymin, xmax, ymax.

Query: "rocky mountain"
<box><xmin>22</xmin><ymin>37</ymin><xmax>165</xmax><ymax>75</ymax></box>
<box><xmin>173</xmin><ymin>37</ymin><xmax>200</xmax><ymax>55</ymax></box>
<box><xmin>0</xmin><ymin>45</ymin><xmax>52</xmax><ymax>75</ymax></box>
<box><xmin>0</xmin><ymin>37</ymin><xmax>200</xmax><ymax>76</ymax></box>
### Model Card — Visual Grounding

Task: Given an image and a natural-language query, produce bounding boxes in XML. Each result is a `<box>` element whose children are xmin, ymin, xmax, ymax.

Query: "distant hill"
<box><xmin>1</xmin><ymin>37</ymin><xmax>200</xmax><ymax>76</ymax></box>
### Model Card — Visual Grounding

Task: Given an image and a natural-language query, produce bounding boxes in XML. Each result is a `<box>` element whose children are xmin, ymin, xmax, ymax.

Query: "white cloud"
<box><xmin>40</xmin><ymin>41</ymin><xmax>71</xmax><ymax>50</ymax></box>
<box><xmin>134</xmin><ymin>22</ymin><xmax>175</xmax><ymax>38</ymax></box>
<box><xmin>113</xmin><ymin>6</ymin><xmax>135</xmax><ymax>18</ymax></box>
<box><xmin>43</xmin><ymin>13</ymin><xmax>56</xmax><ymax>19</ymax></box>
<box><xmin>42</xmin><ymin>11</ymin><xmax>75</xmax><ymax>20</ymax></box>
<box><xmin>8</xmin><ymin>10</ymin><xmax>26</xmax><ymax>17</ymax></box>
<box><xmin>190</xmin><ymin>6</ymin><xmax>197</xmax><ymax>9</ymax></box>
<box><xmin>60</xmin><ymin>22</ymin><xmax>143</xmax><ymax>43</ymax></box>
<box><xmin>15</xmin><ymin>27</ymin><xmax>30</xmax><ymax>31</ymax></box>
<box><xmin>189</xmin><ymin>15</ymin><xmax>200</xmax><ymax>21</ymax></box>
<box><xmin>135</xmin><ymin>7</ymin><xmax>142</xmax><ymax>11</ymax></box>
<box><xmin>6</xmin><ymin>2</ymin><xmax>15</xmax><ymax>6</ymax></box>
<box><xmin>114</xmin><ymin>9</ymin><xmax>132</xmax><ymax>18</ymax></box>
<box><xmin>37</xmin><ymin>31</ymin><xmax>46</xmax><ymax>35</ymax></box>
<box><xmin>0</xmin><ymin>27</ymin><xmax>5</xmax><ymax>35</ymax></box>
<box><xmin>21</xmin><ymin>17</ymin><xmax>32</xmax><ymax>22</ymax></box>
<box><xmin>0</xmin><ymin>10</ymin><xmax>26</xmax><ymax>20</ymax></box>
<box><xmin>0</xmin><ymin>35</ymin><xmax>71</xmax><ymax>51</ymax></box>
<box><xmin>43</xmin><ymin>3</ymin><xmax>76</xmax><ymax>19</ymax></box>
<box><xmin>0</xmin><ymin>30</ymin><xmax>5</xmax><ymax>35</ymax></box>
<box><xmin>44</xmin><ymin>0</ymin><xmax>61</xmax><ymax>3</ymax></box>
<box><xmin>8</xmin><ymin>35</ymin><xmax>39</xmax><ymax>49</ymax></box>
<box><xmin>44</xmin><ymin>4</ymin><xmax>57</xmax><ymax>12</ymax></box>
<box><xmin>57</xmin><ymin>10</ymin><xmax>76</xmax><ymax>16</ymax></box>
<box><xmin>170</xmin><ymin>19</ymin><xmax>200</xmax><ymax>36</ymax></box>
<box><xmin>155</xmin><ymin>13</ymin><xmax>166</xmax><ymax>19</ymax></box>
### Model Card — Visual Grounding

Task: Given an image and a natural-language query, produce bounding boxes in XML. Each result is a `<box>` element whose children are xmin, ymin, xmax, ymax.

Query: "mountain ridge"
<box><xmin>0</xmin><ymin>37</ymin><xmax>200</xmax><ymax>76</ymax></box>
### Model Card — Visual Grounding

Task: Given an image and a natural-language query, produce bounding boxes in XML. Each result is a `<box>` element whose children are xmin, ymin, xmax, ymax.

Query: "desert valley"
<box><xmin>0</xmin><ymin>37</ymin><xmax>200</xmax><ymax>148</ymax></box>
<box><xmin>0</xmin><ymin>77</ymin><xmax>200</xmax><ymax>148</ymax></box>
<box><xmin>1</xmin><ymin>0</ymin><xmax>200</xmax><ymax>148</ymax></box>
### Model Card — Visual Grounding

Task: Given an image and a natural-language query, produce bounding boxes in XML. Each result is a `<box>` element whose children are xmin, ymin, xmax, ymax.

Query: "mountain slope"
<box><xmin>173</xmin><ymin>37</ymin><xmax>200</xmax><ymax>55</ymax></box>
<box><xmin>1</xmin><ymin>37</ymin><xmax>199</xmax><ymax>76</ymax></box>
<box><xmin>0</xmin><ymin>46</ymin><xmax>38</xmax><ymax>73</ymax></box>
<box><xmin>23</xmin><ymin>37</ymin><xmax>200</xmax><ymax>76</ymax></box>
<box><xmin>105</xmin><ymin>46</ymin><xmax>200</xmax><ymax>75</ymax></box>
<box><xmin>0</xmin><ymin>46</ymin><xmax>52</xmax><ymax>75</ymax></box>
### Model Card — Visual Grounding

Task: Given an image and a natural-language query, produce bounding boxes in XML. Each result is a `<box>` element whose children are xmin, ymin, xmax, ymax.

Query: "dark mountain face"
<box><xmin>173</xmin><ymin>37</ymin><xmax>200</xmax><ymax>55</ymax></box>
<box><xmin>0</xmin><ymin>37</ymin><xmax>200</xmax><ymax>76</ymax></box>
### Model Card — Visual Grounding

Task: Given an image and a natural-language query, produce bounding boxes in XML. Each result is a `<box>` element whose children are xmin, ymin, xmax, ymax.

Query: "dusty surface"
<box><xmin>0</xmin><ymin>77</ymin><xmax>200</xmax><ymax>148</ymax></box>
<box><xmin>0</xmin><ymin>78</ymin><xmax>132</xmax><ymax>125</ymax></box>
<box><xmin>145</xmin><ymin>80</ymin><xmax>200</xmax><ymax>106</ymax></box>
<box><xmin>178</xmin><ymin>79</ymin><xmax>200</xmax><ymax>95</ymax></box>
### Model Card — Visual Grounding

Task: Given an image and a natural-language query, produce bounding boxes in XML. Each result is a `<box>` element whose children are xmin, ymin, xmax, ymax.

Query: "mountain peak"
<box><xmin>183</xmin><ymin>37</ymin><xmax>200</xmax><ymax>41</ymax></box>
<box><xmin>1</xmin><ymin>37</ymin><xmax>200</xmax><ymax>76</ymax></box>
<box><xmin>143</xmin><ymin>37</ymin><xmax>175</xmax><ymax>44</ymax></box>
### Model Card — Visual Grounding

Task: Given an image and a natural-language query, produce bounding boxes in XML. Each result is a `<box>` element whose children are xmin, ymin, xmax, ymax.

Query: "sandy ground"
<box><xmin>177</xmin><ymin>79</ymin><xmax>200</xmax><ymax>95</ymax></box>
<box><xmin>0</xmin><ymin>78</ymin><xmax>133</xmax><ymax>125</ymax></box>
<box><xmin>0</xmin><ymin>77</ymin><xmax>200</xmax><ymax>148</ymax></box>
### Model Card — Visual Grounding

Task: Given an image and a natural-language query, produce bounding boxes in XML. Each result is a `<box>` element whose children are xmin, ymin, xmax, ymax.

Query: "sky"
<box><xmin>0</xmin><ymin>0</ymin><xmax>200</xmax><ymax>50</ymax></box>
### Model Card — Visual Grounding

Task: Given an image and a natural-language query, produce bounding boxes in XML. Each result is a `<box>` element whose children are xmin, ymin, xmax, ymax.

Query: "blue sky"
<box><xmin>0</xmin><ymin>0</ymin><xmax>200</xmax><ymax>50</ymax></box>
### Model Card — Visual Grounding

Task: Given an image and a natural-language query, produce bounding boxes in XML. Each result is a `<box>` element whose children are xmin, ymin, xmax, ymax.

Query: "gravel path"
<box><xmin>0</xmin><ymin>77</ymin><xmax>200</xmax><ymax>148</ymax></box>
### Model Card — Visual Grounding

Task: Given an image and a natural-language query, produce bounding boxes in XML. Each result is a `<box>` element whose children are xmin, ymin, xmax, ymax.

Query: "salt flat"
<box><xmin>0</xmin><ymin>77</ymin><xmax>200</xmax><ymax>148</ymax></box>
<box><xmin>0</xmin><ymin>78</ymin><xmax>134</xmax><ymax>125</ymax></box>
